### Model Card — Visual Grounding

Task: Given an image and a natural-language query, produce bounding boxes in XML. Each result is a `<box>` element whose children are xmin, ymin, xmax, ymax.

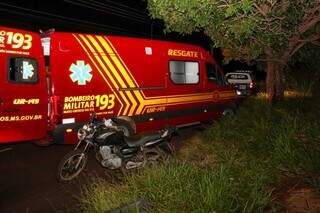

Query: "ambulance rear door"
<box><xmin>0</xmin><ymin>28</ymin><xmax>48</xmax><ymax>143</ymax></box>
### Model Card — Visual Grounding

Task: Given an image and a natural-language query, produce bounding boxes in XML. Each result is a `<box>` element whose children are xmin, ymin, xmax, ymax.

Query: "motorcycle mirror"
<box><xmin>104</xmin><ymin>118</ymin><xmax>114</xmax><ymax>127</ymax></box>
<box><xmin>168</xmin><ymin>126</ymin><xmax>179</xmax><ymax>136</ymax></box>
<box><xmin>89</xmin><ymin>112</ymin><xmax>97</xmax><ymax>123</ymax></box>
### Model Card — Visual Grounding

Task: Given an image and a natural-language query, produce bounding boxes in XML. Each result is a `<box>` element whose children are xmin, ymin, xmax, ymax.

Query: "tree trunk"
<box><xmin>265</xmin><ymin>49</ymin><xmax>285</xmax><ymax>104</ymax></box>
<box><xmin>274</xmin><ymin>63</ymin><xmax>285</xmax><ymax>101</ymax></box>
<box><xmin>266</xmin><ymin>60</ymin><xmax>276</xmax><ymax>103</ymax></box>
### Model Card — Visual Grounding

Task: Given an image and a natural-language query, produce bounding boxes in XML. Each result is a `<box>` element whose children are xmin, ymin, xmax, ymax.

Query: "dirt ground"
<box><xmin>285</xmin><ymin>187</ymin><xmax>320</xmax><ymax>212</ymax></box>
<box><xmin>275</xmin><ymin>177</ymin><xmax>320</xmax><ymax>213</ymax></box>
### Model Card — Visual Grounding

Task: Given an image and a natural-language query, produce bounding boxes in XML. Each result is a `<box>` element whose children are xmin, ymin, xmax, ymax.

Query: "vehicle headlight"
<box><xmin>77</xmin><ymin>128</ymin><xmax>87</xmax><ymax>140</ymax></box>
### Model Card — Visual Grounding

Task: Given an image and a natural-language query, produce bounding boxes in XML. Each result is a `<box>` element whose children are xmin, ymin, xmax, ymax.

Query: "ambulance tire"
<box><xmin>113</xmin><ymin>117</ymin><xmax>136</xmax><ymax>137</ymax></box>
<box><xmin>33</xmin><ymin>140</ymin><xmax>51</xmax><ymax>147</ymax></box>
<box><xmin>32</xmin><ymin>137</ymin><xmax>53</xmax><ymax>147</ymax></box>
<box><xmin>223</xmin><ymin>108</ymin><xmax>235</xmax><ymax>116</ymax></box>
<box><xmin>222</xmin><ymin>104</ymin><xmax>237</xmax><ymax>117</ymax></box>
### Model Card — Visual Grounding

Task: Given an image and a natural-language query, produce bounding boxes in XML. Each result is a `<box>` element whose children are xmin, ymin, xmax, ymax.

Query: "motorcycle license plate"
<box><xmin>239</xmin><ymin>85</ymin><xmax>246</xmax><ymax>89</ymax></box>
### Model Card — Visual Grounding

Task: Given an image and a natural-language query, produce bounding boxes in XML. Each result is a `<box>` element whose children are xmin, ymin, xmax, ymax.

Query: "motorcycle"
<box><xmin>57</xmin><ymin>113</ymin><xmax>175</xmax><ymax>181</ymax></box>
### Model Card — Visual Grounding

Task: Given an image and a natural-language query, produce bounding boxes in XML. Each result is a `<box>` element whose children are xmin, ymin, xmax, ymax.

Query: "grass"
<box><xmin>78</xmin><ymin>92</ymin><xmax>320</xmax><ymax>212</ymax></box>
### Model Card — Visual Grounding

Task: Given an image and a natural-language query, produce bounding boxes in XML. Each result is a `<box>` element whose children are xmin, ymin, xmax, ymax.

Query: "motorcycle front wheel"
<box><xmin>57</xmin><ymin>149</ymin><xmax>88</xmax><ymax>181</ymax></box>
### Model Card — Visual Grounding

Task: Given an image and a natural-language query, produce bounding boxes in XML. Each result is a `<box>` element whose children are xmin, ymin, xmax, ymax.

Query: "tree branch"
<box><xmin>289</xmin><ymin>34</ymin><xmax>320</xmax><ymax>57</ymax></box>
<box><xmin>311</xmin><ymin>41</ymin><xmax>320</xmax><ymax>46</ymax></box>
<box><xmin>305</xmin><ymin>4</ymin><xmax>320</xmax><ymax>17</ymax></box>
<box><xmin>256</xmin><ymin>58</ymin><xmax>287</xmax><ymax>65</ymax></box>
<box><xmin>284</xmin><ymin>4</ymin><xmax>320</xmax><ymax>59</ymax></box>
<box><xmin>298</xmin><ymin>16</ymin><xmax>320</xmax><ymax>34</ymax></box>
<box><xmin>297</xmin><ymin>3</ymin><xmax>320</xmax><ymax>34</ymax></box>
<box><xmin>289</xmin><ymin>42</ymin><xmax>307</xmax><ymax>58</ymax></box>
<box><xmin>297</xmin><ymin>35</ymin><xmax>320</xmax><ymax>43</ymax></box>
<box><xmin>253</xmin><ymin>3</ymin><xmax>267</xmax><ymax>17</ymax></box>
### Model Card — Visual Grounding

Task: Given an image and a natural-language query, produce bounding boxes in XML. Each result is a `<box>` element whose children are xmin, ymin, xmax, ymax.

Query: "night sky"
<box><xmin>0</xmin><ymin>0</ymin><xmax>212</xmax><ymax>49</ymax></box>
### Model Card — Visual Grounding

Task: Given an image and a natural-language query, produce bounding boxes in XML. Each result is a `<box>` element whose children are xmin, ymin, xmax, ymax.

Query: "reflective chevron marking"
<box><xmin>74</xmin><ymin>34</ymin><xmax>126</xmax><ymax>115</ymax></box>
<box><xmin>96</xmin><ymin>36</ymin><xmax>142</xmax><ymax>115</ymax></box>
<box><xmin>87</xmin><ymin>35</ymin><xmax>138</xmax><ymax>116</ymax></box>
<box><xmin>73</xmin><ymin>34</ymin><xmax>124</xmax><ymax>116</ymax></box>
<box><xmin>74</xmin><ymin>34</ymin><xmax>237</xmax><ymax>117</ymax></box>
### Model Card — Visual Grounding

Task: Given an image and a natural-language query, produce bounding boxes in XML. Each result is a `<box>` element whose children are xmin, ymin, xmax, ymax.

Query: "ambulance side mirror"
<box><xmin>224</xmin><ymin>76</ymin><xmax>230</xmax><ymax>85</ymax></box>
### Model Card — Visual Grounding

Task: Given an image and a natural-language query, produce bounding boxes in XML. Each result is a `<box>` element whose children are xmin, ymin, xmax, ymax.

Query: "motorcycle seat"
<box><xmin>124</xmin><ymin>131</ymin><xmax>162</xmax><ymax>148</ymax></box>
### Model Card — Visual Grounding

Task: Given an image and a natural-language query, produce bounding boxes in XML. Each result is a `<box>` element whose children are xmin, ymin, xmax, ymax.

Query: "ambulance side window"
<box><xmin>8</xmin><ymin>57</ymin><xmax>38</xmax><ymax>83</ymax></box>
<box><xmin>169</xmin><ymin>61</ymin><xmax>199</xmax><ymax>84</ymax></box>
<box><xmin>206</xmin><ymin>63</ymin><xmax>224</xmax><ymax>86</ymax></box>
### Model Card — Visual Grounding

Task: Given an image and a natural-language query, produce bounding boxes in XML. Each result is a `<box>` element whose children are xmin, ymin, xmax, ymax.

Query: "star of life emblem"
<box><xmin>69</xmin><ymin>60</ymin><xmax>93</xmax><ymax>85</ymax></box>
<box><xmin>22</xmin><ymin>61</ymin><xmax>35</xmax><ymax>80</ymax></box>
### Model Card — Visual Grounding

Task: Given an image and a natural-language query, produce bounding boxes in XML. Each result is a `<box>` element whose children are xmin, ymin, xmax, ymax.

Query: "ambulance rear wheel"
<box><xmin>117</xmin><ymin>125</ymin><xmax>132</xmax><ymax>137</ymax></box>
<box><xmin>223</xmin><ymin>108</ymin><xmax>235</xmax><ymax>117</ymax></box>
<box><xmin>113</xmin><ymin>117</ymin><xmax>136</xmax><ymax>136</ymax></box>
<box><xmin>223</xmin><ymin>104</ymin><xmax>237</xmax><ymax>117</ymax></box>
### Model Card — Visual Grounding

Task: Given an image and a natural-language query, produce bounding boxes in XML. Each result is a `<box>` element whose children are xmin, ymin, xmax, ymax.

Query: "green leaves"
<box><xmin>147</xmin><ymin>0</ymin><xmax>319</xmax><ymax>63</ymax></box>
<box><xmin>225</xmin><ymin>5</ymin><xmax>237</xmax><ymax>18</ymax></box>
<box><xmin>225</xmin><ymin>0</ymin><xmax>254</xmax><ymax>18</ymax></box>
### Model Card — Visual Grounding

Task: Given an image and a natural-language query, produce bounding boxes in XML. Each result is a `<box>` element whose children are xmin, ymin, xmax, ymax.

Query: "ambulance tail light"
<box><xmin>48</xmin><ymin>98</ymin><xmax>51</xmax><ymax>118</ymax></box>
<box><xmin>41</xmin><ymin>37</ymin><xmax>51</xmax><ymax>56</ymax></box>
<box><xmin>40</xmin><ymin>29</ymin><xmax>54</xmax><ymax>56</ymax></box>
<box><xmin>48</xmin><ymin>95</ymin><xmax>63</xmax><ymax>128</ymax></box>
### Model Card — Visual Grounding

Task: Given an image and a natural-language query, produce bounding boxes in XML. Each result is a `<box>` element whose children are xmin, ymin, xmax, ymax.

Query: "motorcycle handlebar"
<box><xmin>88</xmin><ymin>112</ymin><xmax>98</xmax><ymax>124</ymax></box>
<box><xmin>164</xmin><ymin>125</ymin><xmax>176</xmax><ymax>133</ymax></box>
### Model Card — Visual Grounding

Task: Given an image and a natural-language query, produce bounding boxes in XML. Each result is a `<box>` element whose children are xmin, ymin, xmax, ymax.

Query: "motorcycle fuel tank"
<box><xmin>95</xmin><ymin>129</ymin><xmax>122</xmax><ymax>146</ymax></box>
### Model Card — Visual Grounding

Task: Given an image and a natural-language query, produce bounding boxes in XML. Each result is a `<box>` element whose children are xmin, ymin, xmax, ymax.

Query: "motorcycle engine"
<box><xmin>99</xmin><ymin>146</ymin><xmax>122</xmax><ymax>169</ymax></box>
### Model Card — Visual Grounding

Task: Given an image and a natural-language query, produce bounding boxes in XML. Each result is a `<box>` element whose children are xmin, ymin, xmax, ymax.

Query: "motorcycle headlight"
<box><xmin>77</xmin><ymin>128</ymin><xmax>87</xmax><ymax>140</ymax></box>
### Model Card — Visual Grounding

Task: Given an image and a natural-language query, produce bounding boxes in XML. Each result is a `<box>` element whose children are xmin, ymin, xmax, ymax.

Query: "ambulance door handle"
<box><xmin>4</xmin><ymin>108</ymin><xmax>20</xmax><ymax>112</ymax></box>
<box><xmin>0</xmin><ymin>98</ymin><xmax>3</xmax><ymax>106</ymax></box>
<box><xmin>207</xmin><ymin>89</ymin><xmax>213</xmax><ymax>92</ymax></box>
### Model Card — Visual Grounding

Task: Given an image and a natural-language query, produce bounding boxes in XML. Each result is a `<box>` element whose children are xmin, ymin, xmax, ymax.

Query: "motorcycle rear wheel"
<box><xmin>144</xmin><ymin>146</ymin><xmax>168</xmax><ymax>167</ymax></box>
<box><xmin>57</xmin><ymin>150</ymin><xmax>88</xmax><ymax>181</ymax></box>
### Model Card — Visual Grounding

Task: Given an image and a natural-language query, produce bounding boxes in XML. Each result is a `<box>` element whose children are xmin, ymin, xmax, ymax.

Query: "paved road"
<box><xmin>0</xmin><ymin>127</ymin><xmax>201</xmax><ymax>212</ymax></box>
<box><xmin>0</xmin><ymin>142</ymin><xmax>108</xmax><ymax>213</ymax></box>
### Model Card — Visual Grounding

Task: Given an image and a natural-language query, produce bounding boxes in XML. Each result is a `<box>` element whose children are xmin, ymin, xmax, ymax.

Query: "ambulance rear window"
<box><xmin>169</xmin><ymin>61</ymin><xmax>199</xmax><ymax>84</ymax></box>
<box><xmin>8</xmin><ymin>57</ymin><xmax>38</xmax><ymax>83</ymax></box>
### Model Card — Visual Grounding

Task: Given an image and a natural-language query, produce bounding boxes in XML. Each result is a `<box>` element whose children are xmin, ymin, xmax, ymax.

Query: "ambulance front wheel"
<box><xmin>32</xmin><ymin>136</ymin><xmax>54</xmax><ymax>147</ymax></box>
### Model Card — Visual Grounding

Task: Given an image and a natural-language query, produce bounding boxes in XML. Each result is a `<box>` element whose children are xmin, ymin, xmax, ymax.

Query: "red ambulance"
<box><xmin>0</xmin><ymin>26</ymin><xmax>237</xmax><ymax>145</ymax></box>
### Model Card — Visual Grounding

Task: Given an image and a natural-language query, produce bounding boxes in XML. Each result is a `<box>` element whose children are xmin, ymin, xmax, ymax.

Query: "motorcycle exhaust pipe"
<box><xmin>144</xmin><ymin>139</ymin><xmax>162</xmax><ymax>147</ymax></box>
